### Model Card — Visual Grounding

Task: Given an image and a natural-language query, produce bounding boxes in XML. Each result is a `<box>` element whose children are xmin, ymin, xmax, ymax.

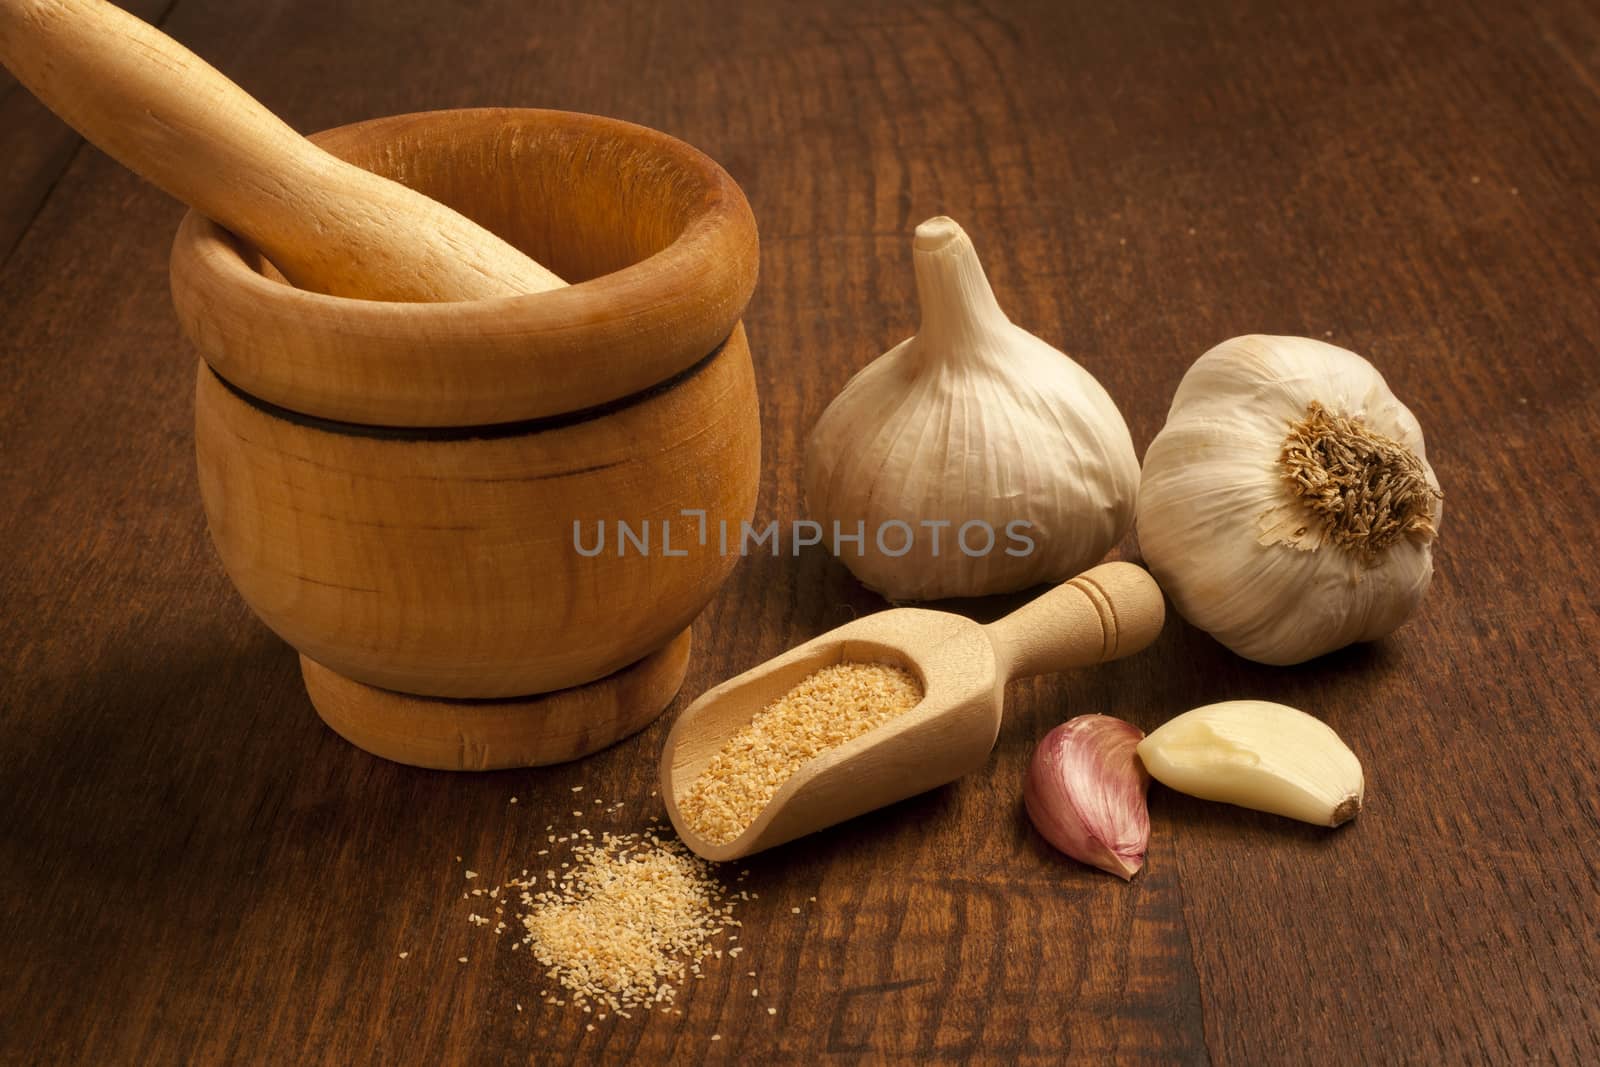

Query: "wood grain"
<box><xmin>2</xmin><ymin>0</ymin><xmax>1598</xmax><ymax>1064</ymax></box>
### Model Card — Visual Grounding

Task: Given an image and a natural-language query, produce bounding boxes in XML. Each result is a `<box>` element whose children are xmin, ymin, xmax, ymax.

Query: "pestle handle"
<box><xmin>0</xmin><ymin>0</ymin><xmax>565</xmax><ymax>301</ymax></box>
<box><xmin>984</xmin><ymin>562</ymin><xmax>1166</xmax><ymax>681</ymax></box>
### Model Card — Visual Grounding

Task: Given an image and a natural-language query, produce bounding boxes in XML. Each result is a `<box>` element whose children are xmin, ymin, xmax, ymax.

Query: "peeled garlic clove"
<box><xmin>803</xmin><ymin>216</ymin><xmax>1139</xmax><ymax>601</ymax></box>
<box><xmin>1024</xmin><ymin>714</ymin><xmax>1150</xmax><ymax>879</ymax></box>
<box><xmin>1136</xmin><ymin>335</ymin><xmax>1443</xmax><ymax>665</ymax></box>
<box><xmin>1136</xmin><ymin>700</ymin><xmax>1363</xmax><ymax>827</ymax></box>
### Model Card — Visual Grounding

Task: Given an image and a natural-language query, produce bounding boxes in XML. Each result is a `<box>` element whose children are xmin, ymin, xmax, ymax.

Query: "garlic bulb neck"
<box><xmin>912</xmin><ymin>217</ymin><xmax>1009</xmax><ymax>351</ymax></box>
<box><xmin>1280</xmin><ymin>401</ymin><xmax>1442</xmax><ymax>563</ymax></box>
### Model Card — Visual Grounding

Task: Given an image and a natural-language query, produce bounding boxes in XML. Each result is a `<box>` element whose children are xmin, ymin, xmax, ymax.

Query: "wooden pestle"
<box><xmin>0</xmin><ymin>0</ymin><xmax>565</xmax><ymax>300</ymax></box>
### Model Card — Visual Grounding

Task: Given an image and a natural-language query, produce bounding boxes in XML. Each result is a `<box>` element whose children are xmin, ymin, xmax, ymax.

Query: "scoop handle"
<box><xmin>0</xmin><ymin>0</ymin><xmax>564</xmax><ymax>300</ymax></box>
<box><xmin>984</xmin><ymin>562</ymin><xmax>1165</xmax><ymax>681</ymax></box>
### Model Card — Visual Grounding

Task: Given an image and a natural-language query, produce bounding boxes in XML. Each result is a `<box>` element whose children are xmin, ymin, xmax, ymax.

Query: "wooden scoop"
<box><xmin>0</xmin><ymin>0</ymin><xmax>564</xmax><ymax>300</ymax></box>
<box><xmin>660</xmin><ymin>561</ymin><xmax>1166</xmax><ymax>861</ymax></box>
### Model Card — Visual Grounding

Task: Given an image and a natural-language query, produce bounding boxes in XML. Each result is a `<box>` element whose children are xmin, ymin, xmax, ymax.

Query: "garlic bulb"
<box><xmin>1138</xmin><ymin>335</ymin><xmax>1443</xmax><ymax>665</ymax></box>
<box><xmin>804</xmin><ymin>217</ymin><xmax>1139</xmax><ymax>600</ymax></box>
<box><xmin>1136</xmin><ymin>700</ymin><xmax>1364</xmax><ymax>827</ymax></box>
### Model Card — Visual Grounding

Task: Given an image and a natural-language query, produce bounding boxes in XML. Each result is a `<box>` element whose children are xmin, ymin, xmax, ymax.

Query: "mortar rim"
<box><xmin>169</xmin><ymin>107</ymin><xmax>759</xmax><ymax>428</ymax></box>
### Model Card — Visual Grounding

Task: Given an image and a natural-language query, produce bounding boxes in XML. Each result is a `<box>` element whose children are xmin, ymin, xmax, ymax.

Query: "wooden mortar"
<box><xmin>170</xmin><ymin>108</ymin><xmax>761</xmax><ymax>770</ymax></box>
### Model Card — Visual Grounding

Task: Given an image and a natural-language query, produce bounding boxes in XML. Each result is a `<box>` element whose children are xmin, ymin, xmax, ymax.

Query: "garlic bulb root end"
<box><xmin>1279</xmin><ymin>400</ymin><xmax>1442</xmax><ymax>563</ymax></box>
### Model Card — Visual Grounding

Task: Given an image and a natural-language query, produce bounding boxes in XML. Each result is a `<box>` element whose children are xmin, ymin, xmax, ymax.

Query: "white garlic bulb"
<box><xmin>803</xmin><ymin>217</ymin><xmax>1139</xmax><ymax>600</ymax></box>
<box><xmin>1138</xmin><ymin>335</ymin><xmax>1443</xmax><ymax>665</ymax></box>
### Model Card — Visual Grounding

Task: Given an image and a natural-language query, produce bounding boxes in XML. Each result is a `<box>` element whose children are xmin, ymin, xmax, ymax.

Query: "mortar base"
<box><xmin>301</xmin><ymin>629</ymin><xmax>692</xmax><ymax>770</ymax></box>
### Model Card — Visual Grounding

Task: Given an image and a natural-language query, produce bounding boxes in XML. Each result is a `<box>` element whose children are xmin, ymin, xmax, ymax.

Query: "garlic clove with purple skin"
<box><xmin>1024</xmin><ymin>714</ymin><xmax>1151</xmax><ymax>880</ymax></box>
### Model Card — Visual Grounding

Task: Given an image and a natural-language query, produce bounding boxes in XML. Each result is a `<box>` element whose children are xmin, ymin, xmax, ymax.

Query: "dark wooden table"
<box><xmin>4</xmin><ymin>1</ymin><xmax>1598</xmax><ymax>1063</ymax></box>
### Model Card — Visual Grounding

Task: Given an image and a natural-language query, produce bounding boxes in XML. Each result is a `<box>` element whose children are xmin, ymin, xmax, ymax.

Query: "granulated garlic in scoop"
<box><xmin>678</xmin><ymin>662</ymin><xmax>923</xmax><ymax>844</ymax></box>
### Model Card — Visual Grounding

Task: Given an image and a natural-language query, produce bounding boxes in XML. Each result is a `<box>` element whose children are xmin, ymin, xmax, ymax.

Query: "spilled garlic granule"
<box><xmin>506</xmin><ymin>829</ymin><xmax>739</xmax><ymax>1012</ymax></box>
<box><xmin>678</xmin><ymin>662</ymin><xmax>922</xmax><ymax>844</ymax></box>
